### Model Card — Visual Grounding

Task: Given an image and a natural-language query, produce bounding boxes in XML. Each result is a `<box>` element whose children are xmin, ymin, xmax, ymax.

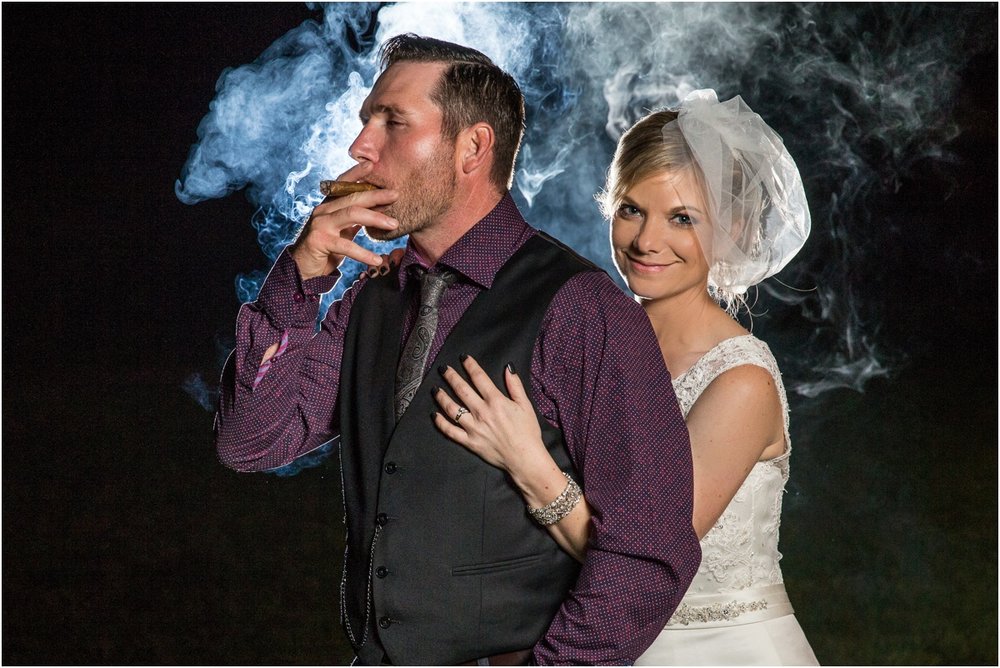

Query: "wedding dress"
<box><xmin>637</xmin><ymin>335</ymin><xmax>818</xmax><ymax>666</ymax></box>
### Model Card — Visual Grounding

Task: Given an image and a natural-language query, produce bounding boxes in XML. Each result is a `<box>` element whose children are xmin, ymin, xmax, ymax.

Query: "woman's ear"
<box><xmin>457</xmin><ymin>122</ymin><xmax>495</xmax><ymax>176</ymax></box>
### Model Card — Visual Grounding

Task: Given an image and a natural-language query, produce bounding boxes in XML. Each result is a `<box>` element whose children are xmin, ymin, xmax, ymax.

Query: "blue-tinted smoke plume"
<box><xmin>177</xmin><ymin>3</ymin><xmax>992</xmax><ymax>422</ymax></box>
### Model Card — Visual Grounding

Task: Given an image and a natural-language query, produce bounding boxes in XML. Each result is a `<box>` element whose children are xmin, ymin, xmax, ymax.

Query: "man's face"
<box><xmin>350</xmin><ymin>61</ymin><xmax>457</xmax><ymax>241</ymax></box>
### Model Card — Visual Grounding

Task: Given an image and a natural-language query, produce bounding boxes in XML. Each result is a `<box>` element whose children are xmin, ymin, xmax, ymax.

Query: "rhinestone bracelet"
<box><xmin>527</xmin><ymin>472</ymin><xmax>582</xmax><ymax>526</ymax></box>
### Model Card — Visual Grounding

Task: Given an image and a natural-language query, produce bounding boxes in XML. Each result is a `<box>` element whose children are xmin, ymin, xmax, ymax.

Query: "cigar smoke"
<box><xmin>177</xmin><ymin>4</ymin><xmax>993</xmax><ymax>462</ymax></box>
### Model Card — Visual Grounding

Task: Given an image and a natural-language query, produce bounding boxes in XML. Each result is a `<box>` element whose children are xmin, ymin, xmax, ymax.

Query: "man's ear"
<box><xmin>457</xmin><ymin>122</ymin><xmax>495</xmax><ymax>176</ymax></box>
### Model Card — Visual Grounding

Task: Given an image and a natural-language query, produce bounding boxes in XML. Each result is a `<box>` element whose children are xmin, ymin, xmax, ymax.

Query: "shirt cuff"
<box><xmin>254</xmin><ymin>247</ymin><xmax>340</xmax><ymax>328</ymax></box>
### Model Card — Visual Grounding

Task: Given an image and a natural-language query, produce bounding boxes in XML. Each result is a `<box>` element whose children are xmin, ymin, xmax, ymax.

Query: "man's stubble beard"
<box><xmin>366</xmin><ymin>149</ymin><xmax>457</xmax><ymax>243</ymax></box>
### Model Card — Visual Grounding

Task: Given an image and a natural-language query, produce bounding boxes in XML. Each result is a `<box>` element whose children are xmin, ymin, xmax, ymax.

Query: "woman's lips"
<box><xmin>627</xmin><ymin>256</ymin><xmax>675</xmax><ymax>274</ymax></box>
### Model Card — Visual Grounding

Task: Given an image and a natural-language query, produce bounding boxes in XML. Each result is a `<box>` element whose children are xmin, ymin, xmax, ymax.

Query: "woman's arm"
<box><xmin>684</xmin><ymin>364</ymin><xmax>786</xmax><ymax>538</ymax></box>
<box><xmin>432</xmin><ymin>358</ymin><xmax>784</xmax><ymax>550</ymax></box>
<box><xmin>432</xmin><ymin>357</ymin><xmax>592</xmax><ymax>562</ymax></box>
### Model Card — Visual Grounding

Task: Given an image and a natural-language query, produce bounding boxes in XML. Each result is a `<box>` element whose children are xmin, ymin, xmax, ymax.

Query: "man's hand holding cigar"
<box><xmin>291</xmin><ymin>162</ymin><xmax>399</xmax><ymax>279</ymax></box>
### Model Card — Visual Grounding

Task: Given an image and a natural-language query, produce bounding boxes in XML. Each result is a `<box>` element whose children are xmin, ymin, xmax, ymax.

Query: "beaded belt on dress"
<box><xmin>664</xmin><ymin>583</ymin><xmax>794</xmax><ymax>629</ymax></box>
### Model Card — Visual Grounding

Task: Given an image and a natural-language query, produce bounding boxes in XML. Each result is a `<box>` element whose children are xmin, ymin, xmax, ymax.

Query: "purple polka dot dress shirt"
<box><xmin>215</xmin><ymin>193</ymin><xmax>700</xmax><ymax>664</ymax></box>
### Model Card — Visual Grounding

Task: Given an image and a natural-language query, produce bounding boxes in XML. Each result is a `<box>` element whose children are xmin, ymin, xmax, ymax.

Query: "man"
<box><xmin>215</xmin><ymin>34</ymin><xmax>699</xmax><ymax>665</ymax></box>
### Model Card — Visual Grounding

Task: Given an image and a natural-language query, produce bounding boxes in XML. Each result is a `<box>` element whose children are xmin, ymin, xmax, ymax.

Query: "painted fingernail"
<box><xmin>430</xmin><ymin>412</ymin><xmax>438</xmax><ymax>421</ymax></box>
<box><xmin>366</xmin><ymin>267</ymin><xmax>378</xmax><ymax>278</ymax></box>
<box><xmin>506</xmin><ymin>362</ymin><xmax>517</xmax><ymax>374</ymax></box>
<box><xmin>431</xmin><ymin>386</ymin><xmax>440</xmax><ymax>397</ymax></box>
<box><xmin>438</xmin><ymin>365</ymin><xmax>448</xmax><ymax>376</ymax></box>
<box><xmin>379</xmin><ymin>264</ymin><xmax>390</xmax><ymax>276</ymax></box>
<box><xmin>459</xmin><ymin>354</ymin><xmax>469</xmax><ymax>363</ymax></box>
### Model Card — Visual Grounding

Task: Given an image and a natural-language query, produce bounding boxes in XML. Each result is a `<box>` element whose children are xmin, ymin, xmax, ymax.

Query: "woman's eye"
<box><xmin>617</xmin><ymin>204</ymin><xmax>641</xmax><ymax>218</ymax></box>
<box><xmin>672</xmin><ymin>213</ymin><xmax>694</xmax><ymax>226</ymax></box>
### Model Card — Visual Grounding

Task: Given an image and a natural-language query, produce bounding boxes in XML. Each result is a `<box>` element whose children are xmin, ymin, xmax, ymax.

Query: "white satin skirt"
<box><xmin>636</xmin><ymin>584</ymin><xmax>818</xmax><ymax>666</ymax></box>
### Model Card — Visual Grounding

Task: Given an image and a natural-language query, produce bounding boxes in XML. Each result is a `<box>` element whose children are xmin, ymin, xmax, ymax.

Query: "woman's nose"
<box><xmin>633</xmin><ymin>221</ymin><xmax>664</xmax><ymax>255</ymax></box>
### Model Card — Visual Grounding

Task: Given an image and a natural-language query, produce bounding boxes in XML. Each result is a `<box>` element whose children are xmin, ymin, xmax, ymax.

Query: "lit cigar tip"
<box><xmin>320</xmin><ymin>180</ymin><xmax>379</xmax><ymax>197</ymax></box>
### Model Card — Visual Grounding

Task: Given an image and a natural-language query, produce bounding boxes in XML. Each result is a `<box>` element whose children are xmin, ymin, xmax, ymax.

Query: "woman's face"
<box><xmin>610</xmin><ymin>169</ymin><xmax>713</xmax><ymax>302</ymax></box>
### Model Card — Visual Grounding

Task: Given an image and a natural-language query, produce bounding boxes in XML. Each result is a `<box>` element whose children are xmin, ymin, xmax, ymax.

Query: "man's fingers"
<box><xmin>341</xmin><ymin>187</ymin><xmax>399</xmax><ymax>209</ymax></box>
<box><xmin>306</xmin><ymin>207</ymin><xmax>396</xmax><ymax>248</ymax></box>
<box><xmin>333</xmin><ymin>238</ymin><xmax>385</xmax><ymax>267</ymax></box>
<box><xmin>343</xmin><ymin>224</ymin><xmax>363</xmax><ymax>242</ymax></box>
<box><xmin>312</xmin><ymin>200</ymin><xmax>399</xmax><ymax>231</ymax></box>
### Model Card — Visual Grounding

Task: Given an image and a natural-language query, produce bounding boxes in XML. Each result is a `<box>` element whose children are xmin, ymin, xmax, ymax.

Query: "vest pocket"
<box><xmin>455</xmin><ymin>550</ymin><xmax>568</xmax><ymax>649</ymax></box>
<box><xmin>450</xmin><ymin>553</ymin><xmax>543</xmax><ymax>577</ymax></box>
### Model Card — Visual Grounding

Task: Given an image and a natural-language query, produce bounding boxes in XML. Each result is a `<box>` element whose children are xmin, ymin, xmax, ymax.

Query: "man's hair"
<box><xmin>378</xmin><ymin>34</ymin><xmax>526</xmax><ymax>191</ymax></box>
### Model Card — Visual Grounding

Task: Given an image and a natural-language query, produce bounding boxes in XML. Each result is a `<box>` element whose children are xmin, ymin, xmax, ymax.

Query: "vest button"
<box><xmin>384</xmin><ymin>462</ymin><xmax>397</xmax><ymax>474</ymax></box>
<box><xmin>375</xmin><ymin>512</ymin><xmax>388</xmax><ymax>527</ymax></box>
<box><xmin>375</xmin><ymin>566</ymin><xmax>389</xmax><ymax>578</ymax></box>
<box><xmin>378</xmin><ymin>616</ymin><xmax>392</xmax><ymax>629</ymax></box>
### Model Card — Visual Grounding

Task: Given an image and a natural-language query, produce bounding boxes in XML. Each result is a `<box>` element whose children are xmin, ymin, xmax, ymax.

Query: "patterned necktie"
<box><xmin>394</xmin><ymin>268</ymin><xmax>457</xmax><ymax>420</ymax></box>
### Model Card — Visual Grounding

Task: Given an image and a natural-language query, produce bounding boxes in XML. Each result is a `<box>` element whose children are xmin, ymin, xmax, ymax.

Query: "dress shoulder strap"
<box><xmin>671</xmin><ymin>335</ymin><xmax>791</xmax><ymax>454</ymax></box>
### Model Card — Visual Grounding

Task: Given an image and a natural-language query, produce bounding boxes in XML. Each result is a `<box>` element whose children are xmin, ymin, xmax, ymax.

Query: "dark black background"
<box><xmin>3</xmin><ymin>4</ymin><xmax>996</xmax><ymax>665</ymax></box>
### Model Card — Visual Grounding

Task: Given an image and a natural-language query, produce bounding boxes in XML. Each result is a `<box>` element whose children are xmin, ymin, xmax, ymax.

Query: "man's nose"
<box><xmin>349</xmin><ymin>123</ymin><xmax>378</xmax><ymax>163</ymax></box>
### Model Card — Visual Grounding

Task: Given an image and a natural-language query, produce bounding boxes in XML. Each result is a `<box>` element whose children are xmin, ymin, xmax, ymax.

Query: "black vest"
<box><xmin>338</xmin><ymin>233</ymin><xmax>597</xmax><ymax>665</ymax></box>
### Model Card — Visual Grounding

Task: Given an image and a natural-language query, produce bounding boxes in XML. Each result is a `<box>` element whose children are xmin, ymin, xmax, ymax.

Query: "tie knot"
<box><xmin>418</xmin><ymin>269</ymin><xmax>457</xmax><ymax>306</ymax></box>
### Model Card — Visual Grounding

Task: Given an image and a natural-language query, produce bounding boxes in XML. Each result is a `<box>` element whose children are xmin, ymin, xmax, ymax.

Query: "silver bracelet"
<box><xmin>527</xmin><ymin>472</ymin><xmax>582</xmax><ymax>526</ymax></box>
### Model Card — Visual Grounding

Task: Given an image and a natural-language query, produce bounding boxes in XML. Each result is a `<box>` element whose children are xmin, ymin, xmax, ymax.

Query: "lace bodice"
<box><xmin>671</xmin><ymin>335</ymin><xmax>791</xmax><ymax>599</ymax></box>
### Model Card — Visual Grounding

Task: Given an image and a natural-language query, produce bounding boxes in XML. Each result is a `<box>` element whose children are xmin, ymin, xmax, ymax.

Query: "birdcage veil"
<box><xmin>663</xmin><ymin>89</ymin><xmax>811</xmax><ymax>299</ymax></box>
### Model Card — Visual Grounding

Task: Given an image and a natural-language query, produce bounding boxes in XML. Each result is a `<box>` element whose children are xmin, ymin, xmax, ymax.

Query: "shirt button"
<box><xmin>378</xmin><ymin>616</ymin><xmax>392</xmax><ymax>629</ymax></box>
<box><xmin>292</xmin><ymin>293</ymin><xmax>304</xmax><ymax>303</ymax></box>
<box><xmin>375</xmin><ymin>566</ymin><xmax>389</xmax><ymax>578</ymax></box>
<box><xmin>384</xmin><ymin>462</ymin><xmax>397</xmax><ymax>474</ymax></box>
<box><xmin>375</xmin><ymin>512</ymin><xmax>388</xmax><ymax>527</ymax></box>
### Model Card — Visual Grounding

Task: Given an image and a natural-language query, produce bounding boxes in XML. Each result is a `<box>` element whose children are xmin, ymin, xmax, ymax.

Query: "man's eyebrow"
<box><xmin>359</xmin><ymin>103</ymin><xmax>411</xmax><ymax>120</ymax></box>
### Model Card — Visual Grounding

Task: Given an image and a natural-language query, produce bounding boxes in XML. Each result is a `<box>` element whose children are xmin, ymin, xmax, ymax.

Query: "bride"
<box><xmin>431</xmin><ymin>90</ymin><xmax>818</xmax><ymax>664</ymax></box>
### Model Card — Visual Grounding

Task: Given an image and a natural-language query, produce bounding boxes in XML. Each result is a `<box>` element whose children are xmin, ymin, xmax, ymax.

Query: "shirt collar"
<box><xmin>396</xmin><ymin>192</ymin><xmax>532</xmax><ymax>291</ymax></box>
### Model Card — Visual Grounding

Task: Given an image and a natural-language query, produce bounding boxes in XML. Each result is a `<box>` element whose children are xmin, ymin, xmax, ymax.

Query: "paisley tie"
<box><xmin>394</xmin><ymin>268</ymin><xmax>457</xmax><ymax>420</ymax></box>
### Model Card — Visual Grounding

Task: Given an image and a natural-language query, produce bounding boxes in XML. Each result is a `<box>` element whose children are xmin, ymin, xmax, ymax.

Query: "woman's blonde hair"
<box><xmin>598</xmin><ymin>110</ymin><xmax>694</xmax><ymax>220</ymax></box>
<box><xmin>598</xmin><ymin>108</ymin><xmax>765</xmax><ymax>316</ymax></box>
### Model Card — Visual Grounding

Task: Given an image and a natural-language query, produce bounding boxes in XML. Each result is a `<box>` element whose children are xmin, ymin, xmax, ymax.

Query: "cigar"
<box><xmin>320</xmin><ymin>180</ymin><xmax>379</xmax><ymax>198</ymax></box>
